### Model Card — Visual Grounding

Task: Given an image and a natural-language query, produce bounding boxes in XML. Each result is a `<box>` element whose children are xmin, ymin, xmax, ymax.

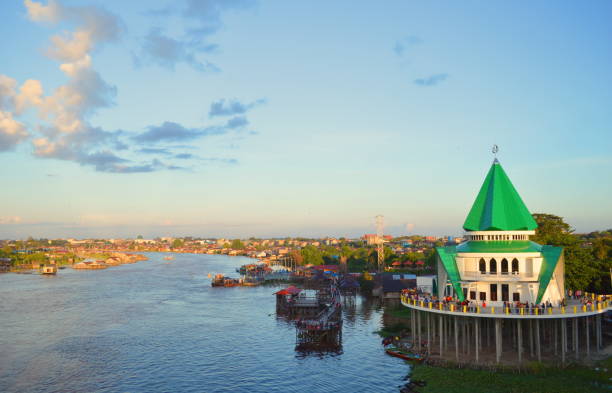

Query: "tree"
<box><xmin>172</xmin><ymin>239</ymin><xmax>184</xmax><ymax>249</ymax></box>
<box><xmin>230</xmin><ymin>239</ymin><xmax>245</xmax><ymax>250</ymax></box>
<box><xmin>532</xmin><ymin>213</ymin><xmax>610</xmax><ymax>293</ymax></box>
<box><xmin>301</xmin><ymin>245</ymin><xmax>324</xmax><ymax>265</ymax></box>
<box><xmin>290</xmin><ymin>249</ymin><xmax>303</xmax><ymax>266</ymax></box>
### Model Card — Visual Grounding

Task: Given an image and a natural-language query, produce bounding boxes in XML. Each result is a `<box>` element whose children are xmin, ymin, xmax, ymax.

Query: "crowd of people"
<box><xmin>401</xmin><ymin>288</ymin><xmax>610</xmax><ymax>315</ymax></box>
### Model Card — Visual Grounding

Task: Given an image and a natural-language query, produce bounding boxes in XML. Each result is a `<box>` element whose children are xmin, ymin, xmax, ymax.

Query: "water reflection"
<box><xmin>0</xmin><ymin>253</ymin><xmax>408</xmax><ymax>393</ymax></box>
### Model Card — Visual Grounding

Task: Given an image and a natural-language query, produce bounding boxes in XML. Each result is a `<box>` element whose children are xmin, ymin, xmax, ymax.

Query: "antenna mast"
<box><xmin>376</xmin><ymin>215</ymin><xmax>385</xmax><ymax>272</ymax></box>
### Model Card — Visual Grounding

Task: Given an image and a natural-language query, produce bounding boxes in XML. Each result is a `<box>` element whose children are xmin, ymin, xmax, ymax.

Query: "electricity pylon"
<box><xmin>376</xmin><ymin>215</ymin><xmax>385</xmax><ymax>272</ymax></box>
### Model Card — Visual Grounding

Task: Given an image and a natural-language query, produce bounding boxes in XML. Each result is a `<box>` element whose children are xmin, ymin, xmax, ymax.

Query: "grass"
<box><xmin>388</xmin><ymin>306</ymin><xmax>412</xmax><ymax>319</ymax></box>
<box><xmin>410</xmin><ymin>359</ymin><xmax>612</xmax><ymax>393</ymax></box>
<box><xmin>375</xmin><ymin>322</ymin><xmax>409</xmax><ymax>338</ymax></box>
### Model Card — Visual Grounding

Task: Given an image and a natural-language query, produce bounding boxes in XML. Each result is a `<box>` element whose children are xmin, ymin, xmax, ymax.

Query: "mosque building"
<box><xmin>436</xmin><ymin>158</ymin><xmax>564</xmax><ymax>306</ymax></box>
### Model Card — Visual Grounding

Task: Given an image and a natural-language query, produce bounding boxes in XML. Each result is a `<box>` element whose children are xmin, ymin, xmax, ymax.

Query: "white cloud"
<box><xmin>0</xmin><ymin>111</ymin><xmax>28</xmax><ymax>151</ymax></box>
<box><xmin>24</xmin><ymin>0</ymin><xmax>61</xmax><ymax>23</ymax></box>
<box><xmin>0</xmin><ymin>216</ymin><xmax>22</xmax><ymax>224</ymax></box>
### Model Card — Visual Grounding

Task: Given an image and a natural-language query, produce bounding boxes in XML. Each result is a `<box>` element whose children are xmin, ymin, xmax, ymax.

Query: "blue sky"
<box><xmin>0</xmin><ymin>0</ymin><xmax>611</xmax><ymax>239</ymax></box>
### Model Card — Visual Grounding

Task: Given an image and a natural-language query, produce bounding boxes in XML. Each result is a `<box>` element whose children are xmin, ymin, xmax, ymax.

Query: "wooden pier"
<box><xmin>276</xmin><ymin>280</ymin><xmax>344</xmax><ymax>352</ymax></box>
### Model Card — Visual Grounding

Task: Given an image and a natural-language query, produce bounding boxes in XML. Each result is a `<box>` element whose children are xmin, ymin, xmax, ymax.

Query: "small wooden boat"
<box><xmin>384</xmin><ymin>347</ymin><xmax>424</xmax><ymax>362</ymax></box>
<box><xmin>163</xmin><ymin>256</ymin><xmax>174</xmax><ymax>260</ymax></box>
<box><xmin>40</xmin><ymin>264</ymin><xmax>58</xmax><ymax>275</ymax></box>
<box><xmin>211</xmin><ymin>274</ymin><xmax>240</xmax><ymax>287</ymax></box>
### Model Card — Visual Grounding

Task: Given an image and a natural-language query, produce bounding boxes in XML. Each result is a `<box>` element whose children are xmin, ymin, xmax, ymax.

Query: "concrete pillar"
<box><xmin>475</xmin><ymin>318</ymin><xmax>479</xmax><ymax>363</ymax></box>
<box><xmin>529</xmin><ymin>319</ymin><xmax>534</xmax><ymax>357</ymax></box>
<box><xmin>439</xmin><ymin>314</ymin><xmax>443</xmax><ymax>357</ymax></box>
<box><xmin>417</xmin><ymin>311</ymin><xmax>421</xmax><ymax>350</ymax></box>
<box><xmin>561</xmin><ymin>319</ymin><xmax>566</xmax><ymax>365</ymax></box>
<box><xmin>554</xmin><ymin>320</ymin><xmax>558</xmax><ymax>356</ymax></box>
<box><xmin>585</xmin><ymin>317</ymin><xmax>590</xmax><ymax>358</ymax></box>
<box><xmin>495</xmin><ymin>318</ymin><xmax>502</xmax><ymax>363</ymax></box>
<box><xmin>411</xmin><ymin>309</ymin><xmax>416</xmax><ymax>347</ymax></box>
<box><xmin>467</xmin><ymin>319</ymin><xmax>471</xmax><ymax>356</ymax></box>
<box><xmin>536</xmin><ymin>319</ymin><xmax>541</xmax><ymax>362</ymax></box>
<box><xmin>454</xmin><ymin>316</ymin><xmax>459</xmax><ymax>362</ymax></box>
<box><xmin>574</xmin><ymin>317</ymin><xmax>579</xmax><ymax>360</ymax></box>
<box><xmin>517</xmin><ymin>319</ymin><xmax>523</xmax><ymax>363</ymax></box>
<box><xmin>427</xmin><ymin>313</ymin><xmax>431</xmax><ymax>356</ymax></box>
<box><xmin>596</xmin><ymin>314</ymin><xmax>602</xmax><ymax>352</ymax></box>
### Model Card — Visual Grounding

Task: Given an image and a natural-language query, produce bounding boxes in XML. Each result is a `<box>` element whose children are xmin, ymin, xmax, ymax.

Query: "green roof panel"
<box><xmin>463</xmin><ymin>160</ymin><xmax>538</xmax><ymax>231</ymax></box>
<box><xmin>456</xmin><ymin>240</ymin><xmax>543</xmax><ymax>253</ymax></box>
<box><xmin>536</xmin><ymin>246</ymin><xmax>563</xmax><ymax>303</ymax></box>
<box><xmin>436</xmin><ymin>246</ymin><xmax>465</xmax><ymax>302</ymax></box>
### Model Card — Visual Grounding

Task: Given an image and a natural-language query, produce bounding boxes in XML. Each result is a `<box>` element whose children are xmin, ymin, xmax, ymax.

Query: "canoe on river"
<box><xmin>384</xmin><ymin>347</ymin><xmax>424</xmax><ymax>362</ymax></box>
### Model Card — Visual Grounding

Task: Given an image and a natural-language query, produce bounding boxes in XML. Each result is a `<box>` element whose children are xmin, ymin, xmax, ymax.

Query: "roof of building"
<box><xmin>463</xmin><ymin>159</ymin><xmax>538</xmax><ymax>231</ymax></box>
<box><xmin>536</xmin><ymin>246</ymin><xmax>563</xmax><ymax>303</ymax></box>
<box><xmin>275</xmin><ymin>286</ymin><xmax>302</xmax><ymax>295</ymax></box>
<box><xmin>378</xmin><ymin>273</ymin><xmax>417</xmax><ymax>292</ymax></box>
<box><xmin>455</xmin><ymin>240</ymin><xmax>542</xmax><ymax>253</ymax></box>
<box><xmin>437</xmin><ymin>243</ymin><xmax>563</xmax><ymax>304</ymax></box>
<box><xmin>436</xmin><ymin>246</ymin><xmax>465</xmax><ymax>301</ymax></box>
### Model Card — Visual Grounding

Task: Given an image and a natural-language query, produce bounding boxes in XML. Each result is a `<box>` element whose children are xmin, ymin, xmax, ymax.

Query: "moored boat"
<box><xmin>384</xmin><ymin>347</ymin><xmax>425</xmax><ymax>362</ymax></box>
<box><xmin>211</xmin><ymin>274</ymin><xmax>240</xmax><ymax>287</ymax></box>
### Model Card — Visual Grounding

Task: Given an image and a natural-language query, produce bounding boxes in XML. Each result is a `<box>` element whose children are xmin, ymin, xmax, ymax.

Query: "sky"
<box><xmin>0</xmin><ymin>0</ymin><xmax>611</xmax><ymax>240</ymax></box>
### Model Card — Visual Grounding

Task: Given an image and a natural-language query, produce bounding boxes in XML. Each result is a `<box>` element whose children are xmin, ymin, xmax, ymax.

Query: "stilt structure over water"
<box><xmin>276</xmin><ymin>280</ymin><xmax>343</xmax><ymax>352</ymax></box>
<box><xmin>401</xmin><ymin>154</ymin><xmax>611</xmax><ymax>365</ymax></box>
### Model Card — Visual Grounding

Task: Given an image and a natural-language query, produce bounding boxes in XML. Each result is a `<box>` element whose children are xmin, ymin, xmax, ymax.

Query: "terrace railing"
<box><xmin>400</xmin><ymin>294</ymin><xmax>611</xmax><ymax>318</ymax></box>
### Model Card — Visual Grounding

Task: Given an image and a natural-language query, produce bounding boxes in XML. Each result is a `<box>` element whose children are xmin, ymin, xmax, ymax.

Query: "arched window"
<box><xmin>479</xmin><ymin>258</ymin><xmax>486</xmax><ymax>274</ymax></box>
<box><xmin>489</xmin><ymin>258</ymin><xmax>497</xmax><ymax>274</ymax></box>
<box><xmin>501</xmin><ymin>258</ymin><xmax>508</xmax><ymax>274</ymax></box>
<box><xmin>512</xmin><ymin>258</ymin><xmax>519</xmax><ymax>274</ymax></box>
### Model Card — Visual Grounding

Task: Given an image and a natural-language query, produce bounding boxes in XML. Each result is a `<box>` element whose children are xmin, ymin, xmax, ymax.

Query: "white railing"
<box><xmin>461</xmin><ymin>270</ymin><xmax>537</xmax><ymax>280</ymax></box>
<box><xmin>400</xmin><ymin>294</ymin><xmax>611</xmax><ymax>319</ymax></box>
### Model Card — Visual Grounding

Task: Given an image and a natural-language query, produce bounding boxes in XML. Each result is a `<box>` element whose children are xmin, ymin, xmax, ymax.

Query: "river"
<box><xmin>0</xmin><ymin>253</ymin><xmax>408</xmax><ymax>393</ymax></box>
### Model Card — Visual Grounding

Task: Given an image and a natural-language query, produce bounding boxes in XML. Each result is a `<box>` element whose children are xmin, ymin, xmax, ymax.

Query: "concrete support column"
<box><xmin>454</xmin><ymin>316</ymin><xmax>459</xmax><ymax>362</ymax></box>
<box><xmin>561</xmin><ymin>319</ymin><xmax>566</xmax><ymax>365</ymax></box>
<box><xmin>596</xmin><ymin>314</ymin><xmax>602</xmax><ymax>352</ymax></box>
<box><xmin>417</xmin><ymin>311</ymin><xmax>421</xmax><ymax>350</ymax></box>
<box><xmin>574</xmin><ymin>317</ymin><xmax>579</xmax><ymax>360</ymax></box>
<box><xmin>439</xmin><ymin>314</ymin><xmax>443</xmax><ymax>357</ymax></box>
<box><xmin>411</xmin><ymin>309</ymin><xmax>416</xmax><ymax>347</ymax></box>
<box><xmin>475</xmin><ymin>318</ymin><xmax>479</xmax><ymax>363</ymax></box>
<box><xmin>529</xmin><ymin>320</ymin><xmax>534</xmax><ymax>358</ymax></box>
<box><xmin>552</xmin><ymin>319</ymin><xmax>559</xmax><ymax>356</ymax></box>
<box><xmin>536</xmin><ymin>319</ymin><xmax>541</xmax><ymax>362</ymax></box>
<box><xmin>585</xmin><ymin>317</ymin><xmax>590</xmax><ymax>358</ymax></box>
<box><xmin>517</xmin><ymin>319</ymin><xmax>523</xmax><ymax>363</ymax></box>
<box><xmin>495</xmin><ymin>318</ymin><xmax>502</xmax><ymax>364</ymax></box>
<box><xmin>427</xmin><ymin>313</ymin><xmax>431</xmax><ymax>356</ymax></box>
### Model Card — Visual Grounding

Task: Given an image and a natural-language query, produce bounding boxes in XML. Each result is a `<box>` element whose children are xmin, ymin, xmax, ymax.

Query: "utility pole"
<box><xmin>376</xmin><ymin>215</ymin><xmax>385</xmax><ymax>272</ymax></box>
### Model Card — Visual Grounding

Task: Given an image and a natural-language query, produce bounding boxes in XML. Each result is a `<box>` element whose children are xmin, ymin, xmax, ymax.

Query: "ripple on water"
<box><xmin>0</xmin><ymin>253</ymin><xmax>408</xmax><ymax>393</ymax></box>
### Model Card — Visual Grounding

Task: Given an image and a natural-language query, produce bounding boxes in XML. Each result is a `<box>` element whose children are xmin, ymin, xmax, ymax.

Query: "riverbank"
<box><xmin>409</xmin><ymin>358</ymin><xmax>612</xmax><ymax>393</ymax></box>
<box><xmin>4</xmin><ymin>252</ymin><xmax>148</xmax><ymax>272</ymax></box>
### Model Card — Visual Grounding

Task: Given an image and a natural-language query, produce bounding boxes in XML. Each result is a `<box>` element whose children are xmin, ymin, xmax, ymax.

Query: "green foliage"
<box><xmin>230</xmin><ymin>239</ymin><xmax>245</xmax><ymax>250</ymax></box>
<box><xmin>300</xmin><ymin>245</ymin><xmax>324</xmax><ymax>265</ymax></box>
<box><xmin>532</xmin><ymin>213</ymin><xmax>611</xmax><ymax>293</ymax></box>
<box><xmin>171</xmin><ymin>239</ymin><xmax>184</xmax><ymax>249</ymax></box>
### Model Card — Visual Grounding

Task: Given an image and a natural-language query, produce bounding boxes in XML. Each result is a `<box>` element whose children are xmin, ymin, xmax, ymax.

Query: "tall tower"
<box><xmin>376</xmin><ymin>215</ymin><xmax>385</xmax><ymax>272</ymax></box>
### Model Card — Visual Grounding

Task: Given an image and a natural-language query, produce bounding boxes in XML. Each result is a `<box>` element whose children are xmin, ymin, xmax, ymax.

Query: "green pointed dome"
<box><xmin>463</xmin><ymin>159</ymin><xmax>537</xmax><ymax>231</ymax></box>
